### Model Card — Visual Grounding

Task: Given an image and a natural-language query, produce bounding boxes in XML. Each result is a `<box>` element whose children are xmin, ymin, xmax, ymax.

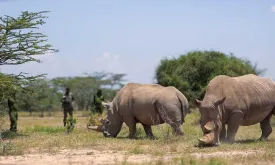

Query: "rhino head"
<box><xmin>89</xmin><ymin>101</ymin><xmax>123</xmax><ymax>138</ymax></box>
<box><xmin>195</xmin><ymin>96</ymin><xmax>226</xmax><ymax>146</ymax></box>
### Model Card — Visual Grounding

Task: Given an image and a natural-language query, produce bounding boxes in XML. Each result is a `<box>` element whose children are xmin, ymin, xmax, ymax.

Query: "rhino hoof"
<box><xmin>147</xmin><ymin>136</ymin><xmax>156</xmax><ymax>140</ymax></box>
<box><xmin>257</xmin><ymin>137</ymin><xmax>269</xmax><ymax>142</ymax></box>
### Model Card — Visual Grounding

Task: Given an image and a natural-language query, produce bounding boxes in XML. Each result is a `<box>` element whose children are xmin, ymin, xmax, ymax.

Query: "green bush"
<box><xmin>155</xmin><ymin>51</ymin><xmax>265</xmax><ymax>104</ymax></box>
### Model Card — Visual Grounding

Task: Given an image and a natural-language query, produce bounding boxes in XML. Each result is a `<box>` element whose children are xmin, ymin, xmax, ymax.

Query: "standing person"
<box><xmin>93</xmin><ymin>89</ymin><xmax>104</xmax><ymax>114</ymax></box>
<box><xmin>8</xmin><ymin>92</ymin><xmax>18</xmax><ymax>132</ymax></box>
<box><xmin>61</xmin><ymin>87</ymin><xmax>75</xmax><ymax>127</ymax></box>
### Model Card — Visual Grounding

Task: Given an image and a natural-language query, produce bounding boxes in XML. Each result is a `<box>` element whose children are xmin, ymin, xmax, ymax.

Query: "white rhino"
<box><xmin>195</xmin><ymin>74</ymin><xmax>275</xmax><ymax>146</ymax></box>
<box><xmin>89</xmin><ymin>83</ymin><xmax>189</xmax><ymax>138</ymax></box>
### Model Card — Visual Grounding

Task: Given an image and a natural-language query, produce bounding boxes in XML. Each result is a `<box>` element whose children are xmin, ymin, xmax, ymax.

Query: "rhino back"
<box><xmin>113</xmin><ymin>83</ymin><xmax>180</xmax><ymax>125</ymax></box>
<box><xmin>206</xmin><ymin>74</ymin><xmax>275</xmax><ymax>125</ymax></box>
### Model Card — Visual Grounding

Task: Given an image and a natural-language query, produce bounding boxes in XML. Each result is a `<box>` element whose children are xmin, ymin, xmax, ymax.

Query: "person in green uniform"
<box><xmin>8</xmin><ymin>92</ymin><xmax>18</xmax><ymax>132</ymax></box>
<box><xmin>93</xmin><ymin>89</ymin><xmax>104</xmax><ymax>114</ymax></box>
<box><xmin>61</xmin><ymin>88</ymin><xmax>75</xmax><ymax>127</ymax></box>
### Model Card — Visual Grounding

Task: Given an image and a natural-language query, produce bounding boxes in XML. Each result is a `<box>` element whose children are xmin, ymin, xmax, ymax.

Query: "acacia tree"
<box><xmin>155</xmin><ymin>51</ymin><xmax>266</xmax><ymax>105</ymax></box>
<box><xmin>0</xmin><ymin>11</ymin><xmax>58</xmax><ymax>132</ymax></box>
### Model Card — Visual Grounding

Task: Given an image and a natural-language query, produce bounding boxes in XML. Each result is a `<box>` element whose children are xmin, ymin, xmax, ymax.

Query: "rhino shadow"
<box><xmin>235</xmin><ymin>138</ymin><xmax>274</xmax><ymax>144</ymax></box>
<box><xmin>234</xmin><ymin>139</ymin><xmax>257</xmax><ymax>144</ymax></box>
<box><xmin>115</xmin><ymin>136</ymin><xmax>158</xmax><ymax>140</ymax></box>
<box><xmin>193</xmin><ymin>138</ymin><xmax>269</xmax><ymax>148</ymax></box>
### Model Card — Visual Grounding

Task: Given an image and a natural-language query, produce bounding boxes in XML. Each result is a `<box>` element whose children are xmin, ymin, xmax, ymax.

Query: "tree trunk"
<box><xmin>28</xmin><ymin>105</ymin><xmax>32</xmax><ymax>116</ymax></box>
<box><xmin>40</xmin><ymin>110</ymin><xmax>44</xmax><ymax>118</ymax></box>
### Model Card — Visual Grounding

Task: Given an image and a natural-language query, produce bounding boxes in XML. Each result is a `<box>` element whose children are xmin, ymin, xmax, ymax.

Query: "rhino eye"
<box><xmin>105</xmin><ymin>119</ymin><xmax>111</xmax><ymax>125</ymax></box>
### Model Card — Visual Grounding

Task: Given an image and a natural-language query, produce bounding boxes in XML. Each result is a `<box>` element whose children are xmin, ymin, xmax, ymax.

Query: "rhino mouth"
<box><xmin>198</xmin><ymin>131</ymin><xmax>216</xmax><ymax>145</ymax></box>
<box><xmin>103</xmin><ymin>131</ymin><xmax>111</xmax><ymax>137</ymax></box>
<box><xmin>198</xmin><ymin>121</ymin><xmax>217</xmax><ymax>146</ymax></box>
<box><xmin>103</xmin><ymin>131</ymin><xmax>117</xmax><ymax>138</ymax></box>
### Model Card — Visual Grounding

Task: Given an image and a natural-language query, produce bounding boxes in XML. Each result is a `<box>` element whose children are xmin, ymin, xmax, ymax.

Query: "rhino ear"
<box><xmin>99</xmin><ymin>118</ymin><xmax>105</xmax><ymax>124</ymax></box>
<box><xmin>102</xmin><ymin>101</ymin><xmax>110</xmax><ymax>109</ymax></box>
<box><xmin>105</xmin><ymin>119</ymin><xmax>111</xmax><ymax>125</ymax></box>
<box><xmin>214</xmin><ymin>97</ymin><xmax>226</xmax><ymax>106</ymax></box>
<box><xmin>194</xmin><ymin>99</ymin><xmax>202</xmax><ymax>107</ymax></box>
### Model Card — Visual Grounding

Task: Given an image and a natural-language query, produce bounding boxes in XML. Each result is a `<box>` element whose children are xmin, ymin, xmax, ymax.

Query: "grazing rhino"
<box><xmin>89</xmin><ymin>83</ymin><xmax>189</xmax><ymax>138</ymax></box>
<box><xmin>195</xmin><ymin>74</ymin><xmax>275</xmax><ymax>146</ymax></box>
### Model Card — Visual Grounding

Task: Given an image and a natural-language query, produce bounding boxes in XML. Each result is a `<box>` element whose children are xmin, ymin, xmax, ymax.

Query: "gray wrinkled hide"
<box><xmin>101</xmin><ymin>83</ymin><xmax>189</xmax><ymax>138</ymax></box>
<box><xmin>197</xmin><ymin>74</ymin><xmax>275</xmax><ymax>145</ymax></box>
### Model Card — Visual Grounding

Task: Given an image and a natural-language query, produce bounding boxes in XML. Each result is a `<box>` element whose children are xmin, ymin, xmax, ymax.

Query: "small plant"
<box><xmin>207</xmin><ymin>158</ymin><xmax>227</xmax><ymax>165</ymax></box>
<box><xmin>130</xmin><ymin>146</ymin><xmax>144</xmax><ymax>154</ymax></box>
<box><xmin>87</xmin><ymin>111</ymin><xmax>107</xmax><ymax>126</ymax></box>
<box><xmin>65</xmin><ymin>117</ymin><xmax>77</xmax><ymax>133</ymax></box>
<box><xmin>0</xmin><ymin>140</ymin><xmax>23</xmax><ymax>155</ymax></box>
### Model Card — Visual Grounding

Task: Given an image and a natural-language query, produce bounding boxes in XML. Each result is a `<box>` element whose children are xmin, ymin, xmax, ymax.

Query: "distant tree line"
<box><xmin>15</xmin><ymin>72</ymin><xmax>127</xmax><ymax>116</ymax></box>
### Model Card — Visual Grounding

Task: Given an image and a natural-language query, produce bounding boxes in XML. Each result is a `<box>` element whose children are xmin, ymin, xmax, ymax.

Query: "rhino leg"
<box><xmin>156</xmin><ymin>103</ymin><xmax>184</xmax><ymax>136</ymax></box>
<box><xmin>226</xmin><ymin>110</ymin><xmax>244</xmax><ymax>143</ymax></box>
<box><xmin>219</xmin><ymin>124</ymin><xmax>227</xmax><ymax>142</ymax></box>
<box><xmin>142</xmin><ymin>124</ymin><xmax>155</xmax><ymax>139</ymax></box>
<box><xmin>171</xmin><ymin>125</ymin><xmax>184</xmax><ymax>136</ymax></box>
<box><xmin>259</xmin><ymin>113</ymin><xmax>272</xmax><ymax>141</ymax></box>
<box><xmin>124</xmin><ymin>117</ymin><xmax>137</xmax><ymax>139</ymax></box>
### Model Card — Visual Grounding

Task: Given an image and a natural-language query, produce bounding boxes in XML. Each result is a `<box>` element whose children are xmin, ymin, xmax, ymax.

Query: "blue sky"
<box><xmin>1</xmin><ymin>0</ymin><xmax>275</xmax><ymax>83</ymax></box>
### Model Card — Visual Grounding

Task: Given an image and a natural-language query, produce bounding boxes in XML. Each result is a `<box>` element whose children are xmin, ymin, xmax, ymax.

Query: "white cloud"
<box><xmin>1</xmin><ymin>52</ymin><xmax>126</xmax><ymax>79</ymax></box>
<box><xmin>0</xmin><ymin>53</ymin><xmax>60</xmax><ymax>77</ymax></box>
<box><xmin>95</xmin><ymin>52</ymin><xmax>119</xmax><ymax>63</ymax></box>
<box><xmin>271</xmin><ymin>5</ymin><xmax>275</xmax><ymax>12</ymax></box>
<box><xmin>0</xmin><ymin>52</ymin><xmax>157</xmax><ymax>83</ymax></box>
<box><xmin>92</xmin><ymin>52</ymin><xmax>124</xmax><ymax>73</ymax></box>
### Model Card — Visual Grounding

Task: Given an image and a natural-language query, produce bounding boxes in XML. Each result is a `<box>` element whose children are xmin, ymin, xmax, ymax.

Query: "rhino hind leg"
<box><xmin>156</xmin><ymin>103</ymin><xmax>184</xmax><ymax>136</ymax></box>
<box><xmin>142</xmin><ymin>124</ymin><xmax>155</xmax><ymax>139</ymax></box>
<box><xmin>259</xmin><ymin>113</ymin><xmax>273</xmax><ymax>141</ymax></box>
<box><xmin>171</xmin><ymin>125</ymin><xmax>184</xmax><ymax>136</ymax></box>
<box><xmin>226</xmin><ymin>110</ymin><xmax>244</xmax><ymax>143</ymax></box>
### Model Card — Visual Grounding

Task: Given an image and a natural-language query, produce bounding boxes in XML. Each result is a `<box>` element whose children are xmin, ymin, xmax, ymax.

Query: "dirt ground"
<box><xmin>0</xmin><ymin>148</ymin><xmax>262</xmax><ymax>165</ymax></box>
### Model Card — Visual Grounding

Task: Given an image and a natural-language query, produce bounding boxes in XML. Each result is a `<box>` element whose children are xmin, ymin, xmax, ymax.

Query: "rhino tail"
<box><xmin>175</xmin><ymin>90</ymin><xmax>190</xmax><ymax>124</ymax></box>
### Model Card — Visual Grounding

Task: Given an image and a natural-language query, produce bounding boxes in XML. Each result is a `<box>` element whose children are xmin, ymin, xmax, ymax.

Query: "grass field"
<box><xmin>1</xmin><ymin>110</ymin><xmax>275</xmax><ymax>165</ymax></box>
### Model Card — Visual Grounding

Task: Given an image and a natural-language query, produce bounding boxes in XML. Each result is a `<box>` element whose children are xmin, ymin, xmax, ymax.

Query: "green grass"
<box><xmin>23</xmin><ymin>125</ymin><xmax>66</xmax><ymax>134</ymax></box>
<box><xmin>1</xmin><ymin>110</ymin><xmax>275</xmax><ymax>164</ymax></box>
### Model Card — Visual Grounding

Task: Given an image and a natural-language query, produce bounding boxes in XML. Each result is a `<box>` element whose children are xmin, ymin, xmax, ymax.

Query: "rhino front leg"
<box><xmin>226</xmin><ymin>110</ymin><xmax>244</xmax><ymax>143</ymax></box>
<box><xmin>124</xmin><ymin>117</ymin><xmax>137</xmax><ymax>139</ymax></box>
<box><xmin>142</xmin><ymin>124</ymin><xmax>155</xmax><ymax>139</ymax></box>
<box><xmin>259</xmin><ymin>113</ymin><xmax>272</xmax><ymax>141</ymax></box>
<box><xmin>219</xmin><ymin>124</ymin><xmax>226</xmax><ymax>142</ymax></box>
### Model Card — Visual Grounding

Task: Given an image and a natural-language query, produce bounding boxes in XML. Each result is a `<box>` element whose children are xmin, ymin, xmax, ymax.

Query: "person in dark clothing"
<box><xmin>61</xmin><ymin>88</ymin><xmax>75</xmax><ymax>127</ymax></box>
<box><xmin>8</xmin><ymin>95</ymin><xmax>18</xmax><ymax>132</ymax></box>
<box><xmin>93</xmin><ymin>89</ymin><xmax>104</xmax><ymax>114</ymax></box>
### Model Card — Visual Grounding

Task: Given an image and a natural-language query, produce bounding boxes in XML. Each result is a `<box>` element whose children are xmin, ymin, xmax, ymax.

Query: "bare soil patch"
<box><xmin>191</xmin><ymin>150</ymin><xmax>262</xmax><ymax>158</ymax></box>
<box><xmin>1</xmin><ymin>149</ymin><xmax>158</xmax><ymax>165</ymax></box>
<box><xmin>0</xmin><ymin>148</ymin><xmax>263</xmax><ymax>165</ymax></box>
